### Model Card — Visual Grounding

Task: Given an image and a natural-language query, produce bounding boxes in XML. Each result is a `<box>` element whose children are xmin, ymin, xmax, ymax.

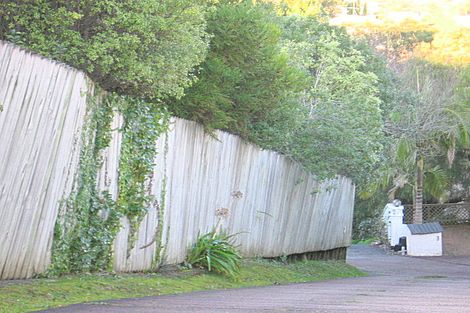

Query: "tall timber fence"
<box><xmin>0</xmin><ymin>42</ymin><xmax>90</xmax><ymax>279</ymax></box>
<box><xmin>0</xmin><ymin>41</ymin><xmax>355</xmax><ymax>279</ymax></box>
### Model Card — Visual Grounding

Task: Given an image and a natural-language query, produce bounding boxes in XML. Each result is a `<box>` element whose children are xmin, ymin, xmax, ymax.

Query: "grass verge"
<box><xmin>0</xmin><ymin>259</ymin><xmax>365</xmax><ymax>312</ymax></box>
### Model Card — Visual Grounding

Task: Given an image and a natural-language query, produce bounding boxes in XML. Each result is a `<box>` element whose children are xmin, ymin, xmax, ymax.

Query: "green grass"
<box><xmin>0</xmin><ymin>259</ymin><xmax>365</xmax><ymax>312</ymax></box>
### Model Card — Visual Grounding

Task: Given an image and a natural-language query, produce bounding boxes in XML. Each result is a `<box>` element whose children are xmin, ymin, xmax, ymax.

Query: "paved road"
<box><xmin>44</xmin><ymin>245</ymin><xmax>470</xmax><ymax>313</ymax></box>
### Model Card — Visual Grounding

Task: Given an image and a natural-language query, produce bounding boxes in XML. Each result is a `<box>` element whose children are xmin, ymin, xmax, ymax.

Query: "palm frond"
<box><xmin>424</xmin><ymin>166</ymin><xmax>449</xmax><ymax>200</ymax></box>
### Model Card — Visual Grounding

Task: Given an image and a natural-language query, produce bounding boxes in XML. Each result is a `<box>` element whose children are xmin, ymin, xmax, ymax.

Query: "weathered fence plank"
<box><xmin>0</xmin><ymin>42</ymin><xmax>90</xmax><ymax>279</ymax></box>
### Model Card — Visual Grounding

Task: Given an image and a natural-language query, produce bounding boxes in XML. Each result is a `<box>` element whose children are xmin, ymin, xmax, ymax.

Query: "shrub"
<box><xmin>187</xmin><ymin>229</ymin><xmax>241</xmax><ymax>278</ymax></box>
<box><xmin>0</xmin><ymin>0</ymin><xmax>209</xmax><ymax>99</ymax></box>
<box><xmin>169</xmin><ymin>0</ymin><xmax>307</xmax><ymax>137</ymax></box>
<box><xmin>353</xmin><ymin>215</ymin><xmax>387</xmax><ymax>241</ymax></box>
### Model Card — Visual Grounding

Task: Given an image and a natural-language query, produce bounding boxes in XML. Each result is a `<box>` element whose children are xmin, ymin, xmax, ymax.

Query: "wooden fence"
<box><xmin>0</xmin><ymin>41</ymin><xmax>355</xmax><ymax>279</ymax></box>
<box><xmin>109</xmin><ymin>118</ymin><xmax>355</xmax><ymax>271</ymax></box>
<box><xmin>0</xmin><ymin>41</ymin><xmax>90</xmax><ymax>279</ymax></box>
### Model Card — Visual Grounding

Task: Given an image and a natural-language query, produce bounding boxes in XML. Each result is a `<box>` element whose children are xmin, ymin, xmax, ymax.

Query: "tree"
<box><xmin>0</xmin><ymin>0</ymin><xmax>210</xmax><ymax>99</ymax></box>
<box><xmin>367</xmin><ymin>61</ymin><xmax>470</xmax><ymax>223</ymax></box>
<box><xmin>172</xmin><ymin>7</ymin><xmax>390</xmax><ymax>183</ymax></box>
<box><xmin>334</xmin><ymin>0</ymin><xmax>470</xmax><ymax>66</ymax></box>
<box><xmin>280</xmin><ymin>16</ymin><xmax>384</xmax><ymax>181</ymax></box>
<box><xmin>169</xmin><ymin>0</ymin><xmax>307</xmax><ymax>140</ymax></box>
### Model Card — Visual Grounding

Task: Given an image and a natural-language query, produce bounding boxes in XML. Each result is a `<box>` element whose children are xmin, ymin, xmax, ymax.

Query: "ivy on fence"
<box><xmin>115</xmin><ymin>95</ymin><xmax>170</xmax><ymax>258</ymax></box>
<box><xmin>48</xmin><ymin>89</ymin><xmax>169</xmax><ymax>276</ymax></box>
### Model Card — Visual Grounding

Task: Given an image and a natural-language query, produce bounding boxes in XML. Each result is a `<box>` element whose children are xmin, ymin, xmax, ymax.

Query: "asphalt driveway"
<box><xmin>42</xmin><ymin>245</ymin><xmax>470</xmax><ymax>313</ymax></box>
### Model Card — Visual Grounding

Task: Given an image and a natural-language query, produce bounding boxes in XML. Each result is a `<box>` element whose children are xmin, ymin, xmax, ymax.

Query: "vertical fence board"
<box><xmin>0</xmin><ymin>42</ymin><xmax>90</xmax><ymax>279</ymax></box>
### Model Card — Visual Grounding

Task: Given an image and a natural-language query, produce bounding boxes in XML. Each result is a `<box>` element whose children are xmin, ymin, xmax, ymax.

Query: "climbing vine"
<box><xmin>49</xmin><ymin>87</ymin><xmax>119</xmax><ymax>275</ymax></box>
<box><xmin>49</xmin><ymin>89</ymin><xmax>169</xmax><ymax>276</ymax></box>
<box><xmin>113</xmin><ymin>94</ymin><xmax>170</xmax><ymax>256</ymax></box>
<box><xmin>152</xmin><ymin>131</ymin><xmax>170</xmax><ymax>269</ymax></box>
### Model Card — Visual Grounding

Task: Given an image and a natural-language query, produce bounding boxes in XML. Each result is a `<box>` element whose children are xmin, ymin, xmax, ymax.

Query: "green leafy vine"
<box><xmin>49</xmin><ymin>87</ymin><xmax>120</xmax><ymax>275</ymax></box>
<box><xmin>152</xmin><ymin>131</ymin><xmax>170</xmax><ymax>270</ymax></box>
<box><xmin>113</xmin><ymin>95</ymin><xmax>170</xmax><ymax>257</ymax></box>
<box><xmin>49</xmin><ymin>90</ymin><xmax>169</xmax><ymax>276</ymax></box>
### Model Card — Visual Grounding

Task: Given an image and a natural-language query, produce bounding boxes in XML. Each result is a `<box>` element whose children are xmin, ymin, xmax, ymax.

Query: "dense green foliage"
<box><xmin>187</xmin><ymin>230</ymin><xmax>242</xmax><ymax>278</ymax></box>
<box><xmin>280</xmin><ymin>16</ymin><xmax>384</xmax><ymax>180</ymax></box>
<box><xmin>171</xmin><ymin>2</ymin><xmax>386</xmax><ymax>182</ymax></box>
<box><xmin>0</xmin><ymin>0</ymin><xmax>209</xmax><ymax>99</ymax></box>
<box><xmin>169</xmin><ymin>0</ymin><xmax>307</xmax><ymax>140</ymax></box>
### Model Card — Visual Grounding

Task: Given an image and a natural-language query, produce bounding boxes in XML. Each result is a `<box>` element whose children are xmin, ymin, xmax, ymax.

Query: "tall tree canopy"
<box><xmin>280</xmin><ymin>16</ymin><xmax>384</xmax><ymax>180</ymax></box>
<box><xmin>170</xmin><ymin>4</ymin><xmax>386</xmax><ymax>182</ymax></box>
<box><xmin>265</xmin><ymin>0</ymin><xmax>342</xmax><ymax>17</ymax></box>
<box><xmin>169</xmin><ymin>0</ymin><xmax>307</xmax><ymax>140</ymax></box>
<box><xmin>381</xmin><ymin>62</ymin><xmax>470</xmax><ymax>222</ymax></box>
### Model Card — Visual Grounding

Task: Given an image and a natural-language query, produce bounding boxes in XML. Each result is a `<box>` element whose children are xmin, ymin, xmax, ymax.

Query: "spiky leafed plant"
<box><xmin>187</xmin><ymin>229</ymin><xmax>241</xmax><ymax>278</ymax></box>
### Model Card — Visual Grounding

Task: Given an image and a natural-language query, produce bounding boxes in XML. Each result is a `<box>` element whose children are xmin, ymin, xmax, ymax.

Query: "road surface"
<box><xmin>43</xmin><ymin>245</ymin><xmax>470</xmax><ymax>313</ymax></box>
